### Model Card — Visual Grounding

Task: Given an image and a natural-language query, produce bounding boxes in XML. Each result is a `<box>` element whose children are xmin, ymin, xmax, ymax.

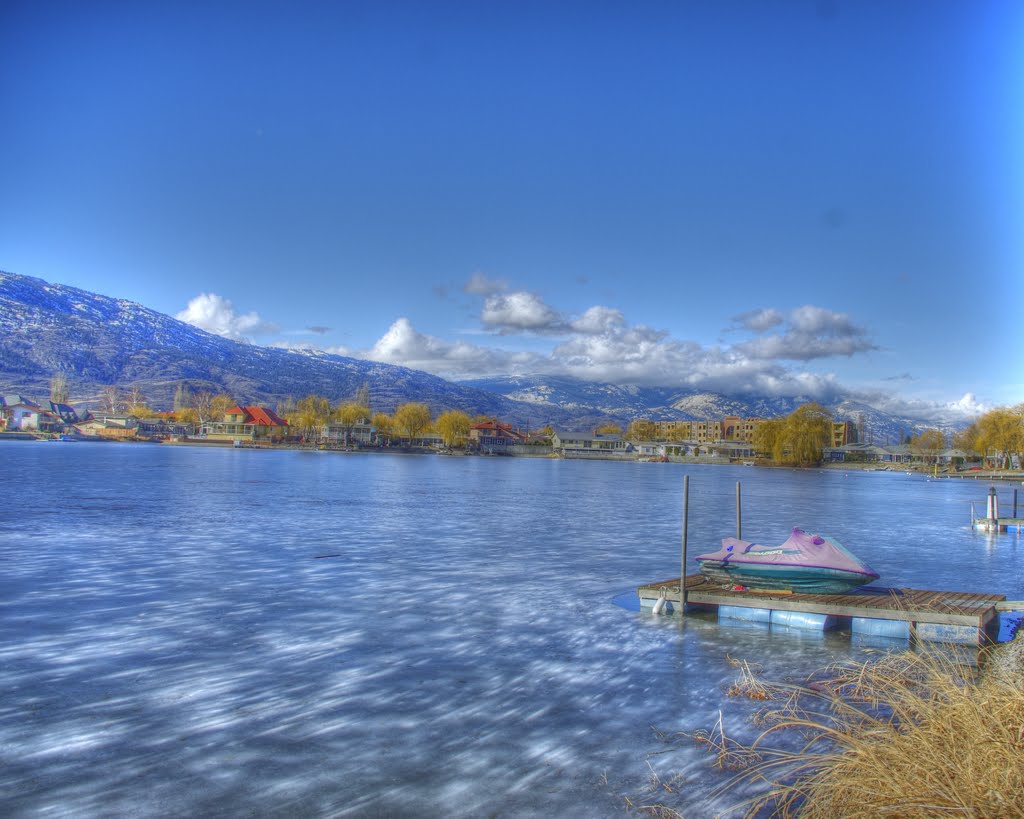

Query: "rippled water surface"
<box><xmin>1</xmin><ymin>444</ymin><xmax>1021</xmax><ymax>817</ymax></box>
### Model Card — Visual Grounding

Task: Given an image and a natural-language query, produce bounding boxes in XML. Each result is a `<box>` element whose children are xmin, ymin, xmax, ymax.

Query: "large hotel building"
<box><xmin>646</xmin><ymin>416</ymin><xmax>855</xmax><ymax>447</ymax></box>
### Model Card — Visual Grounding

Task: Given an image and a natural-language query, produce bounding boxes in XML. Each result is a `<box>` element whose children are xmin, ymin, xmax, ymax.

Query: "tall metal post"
<box><xmin>680</xmin><ymin>474</ymin><xmax>689</xmax><ymax>614</ymax></box>
<box><xmin>736</xmin><ymin>481</ymin><xmax>742</xmax><ymax>540</ymax></box>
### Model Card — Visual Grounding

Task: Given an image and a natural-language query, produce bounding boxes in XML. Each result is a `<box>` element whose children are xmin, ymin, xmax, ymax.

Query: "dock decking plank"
<box><xmin>638</xmin><ymin>575</ymin><xmax>1006</xmax><ymax>629</ymax></box>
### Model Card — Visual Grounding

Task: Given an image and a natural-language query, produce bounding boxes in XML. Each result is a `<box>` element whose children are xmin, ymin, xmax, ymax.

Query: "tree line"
<box><xmin>50</xmin><ymin>374</ymin><xmax>1022</xmax><ymax>466</ymax></box>
<box><xmin>953</xmin><ymin>404</ymin><xmax>1024</xmax><ymax>469</ymax></box>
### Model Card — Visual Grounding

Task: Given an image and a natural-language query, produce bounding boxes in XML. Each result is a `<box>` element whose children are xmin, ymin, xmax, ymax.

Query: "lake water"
<box><xmin>1</xmin><ymin>444</ymin><xmax>1021</xmax><ymax>817</ymax></box>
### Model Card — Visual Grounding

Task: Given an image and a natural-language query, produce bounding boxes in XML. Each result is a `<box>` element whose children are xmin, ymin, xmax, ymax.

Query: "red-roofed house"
<box><xmin>469</xmin><ymin>419</ymin><xmax>527</xmax><ymax>451</ymax></box>
<box><xmin>203</xmin><ymin>405</ymin><xmax>290</xmax><ymax>443</ymax></box>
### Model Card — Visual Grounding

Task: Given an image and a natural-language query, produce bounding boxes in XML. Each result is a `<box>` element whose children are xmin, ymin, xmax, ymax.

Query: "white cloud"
<box><xmin>480</xmin><ymin>291</ymin><xmax>568</xmax><ymax>334</ymax></box>
<box><xmin>367</xmin><ymin>318</ymin><xmax>545</xmax><ymax>377</ymax></box>
<box><xmin>951</xmin><ymin>392</ymin><xmax>987</xmax><ymax>416</ymax></box>
<box><xmin>177</xmin><ymin>293</ymin><xmax>278</xmax><ymax>341</ymax></box>
<box><xmin>570</xmin><ymin>305</ymin><xmax>625</xmax><ymax>335</ymax></box>
<box><xmin>853</xmin><ymin>390</ymin><xmax>989</xmax><ymax>423</ymax></box>
<box><xmin>734</xmin><ymin>305</ymin><xmax>877</xmax><ymax>361</ymax></box>
<box><xmin>355</xmin><ymin>288</ymin><xmax>890</xmax><ymax>399</ymax></box>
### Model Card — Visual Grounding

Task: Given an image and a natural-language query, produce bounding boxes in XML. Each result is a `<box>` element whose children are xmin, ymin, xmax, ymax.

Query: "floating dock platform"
<box><xmin>638</xmin><ymin>574</ymin><xmax>1007</xmax><ymax>645</ymax></box>
<box><xmin>972</xmin><ymin>517</ymin><xmax>1024</xmax><ymax>533</ymax></box>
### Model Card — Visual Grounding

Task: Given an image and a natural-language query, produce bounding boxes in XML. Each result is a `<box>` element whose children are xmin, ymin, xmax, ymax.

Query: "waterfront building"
<box><xmin>202</xmin><ymin>406</ymin><xmax>290</xmax><ymax>443</ymax></box>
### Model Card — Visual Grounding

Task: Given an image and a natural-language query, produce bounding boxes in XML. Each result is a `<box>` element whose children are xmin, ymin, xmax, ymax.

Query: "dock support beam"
<box><xmin>679</xmin><ymin>475</ymin><xmax>689</xmax><ymax>616</ymax></box>
<box><xmin>736</xmin><ymin>481</ymin><xmax>741</xmax><ymax>540</ymax></box>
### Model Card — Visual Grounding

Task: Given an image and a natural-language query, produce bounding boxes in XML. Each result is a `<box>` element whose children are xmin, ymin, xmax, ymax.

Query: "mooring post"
<box><xmin>988</xmin><ymin>485</ymin><xmax>998</xmax><ymax>522</ymax></box>
<box><xmin>1014</xmin><ymin>488</ymin><xmax>1018</xmax><ymax>519</ymax></box>
<box><xmin>680</xmin><ymin>474</ymin><xmax>689</xmax><ymax>615</ymax></box>
<box><xmin>970</xmin><ymin>502</ymin><xmax>975</xmax><ymax>529</ymax></box>
<box><xmin>736</xmin><ymin>480</ymin><xmax>741</xmax><ymax>540</ymax></box>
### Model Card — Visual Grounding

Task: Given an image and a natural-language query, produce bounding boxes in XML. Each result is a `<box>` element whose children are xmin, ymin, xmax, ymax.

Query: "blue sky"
<box><xmin>1</xmin><ymin>1</ymin><xmax>1021</xmax><ymax>419</ymax></box>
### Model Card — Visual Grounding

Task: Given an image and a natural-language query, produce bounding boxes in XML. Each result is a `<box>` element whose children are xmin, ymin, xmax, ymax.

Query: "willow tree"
<box><xmin>211</xmin><ymin>393</ymin><xmax>235</xmax><ymax>420</ymax></box>
<box><xmin>910</xmin><ymin>429</ymin><xmax>946</xmax><ymax>465</ymax></box>
<box><xmin>951</xmin><ymin>425</ymin><xmax>978</xmax><ymax>455</ymax></box>
<box><xmin>752</xmin><ymin>418</ymin><xmax>784</xmax><ymax>461</ymax></box>
<box><xmin>334</xmin><ymin>402</ymin><xmax>371</xmax><ymax>444</ymax></box>
<box><xmin>753</xmin><ymin>404</ymin><xmax>833</xmax><ymax>465</ymax></box>
<box><xmin>294</xmin><ymin>394</ymin><xmax>332</xmax><ymax>442</ymax></box>
<box><xmin>627</xmin><ymin>420</ymin><xmax>658</xmax><ymax>441</ymax></box>
<box><xmin>972</xmin><ymin>405</ymin><xmax>1024</xmax><ymax>469</ymax></box>
<box><xmin>392</xmin><ymin>402</ymin><xmax>432</xmax><ymax>445</ymax></box>
<box><xmin>372</xmin><ymin>412</ymin><xmax>393</xmax><ymax>444</ymax></box>
<box><xmin>436</xmin><ymin>410</ymin><xmax>471</xmax><ymax>448</ymax></box>
<box><xmin>779</xmin><ymin>402</ymin><xmax>833</xmax><ymax>465</ymax></box>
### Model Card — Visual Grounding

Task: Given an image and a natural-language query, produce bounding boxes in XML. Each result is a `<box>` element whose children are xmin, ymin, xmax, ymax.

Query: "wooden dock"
<box><xmin>973</xmin><ymin>517</ymin><xmax>1024</xmax><ymax>533</ymax></box>
<box><xmin>638</xmin><ymin>574</ymin><xmax>1007</xmax><ymax>645</ymax></box>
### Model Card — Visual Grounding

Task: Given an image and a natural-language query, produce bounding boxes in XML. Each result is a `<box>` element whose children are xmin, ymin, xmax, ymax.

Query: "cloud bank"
<box><xmin>732</xmin><ymin>306</ymin><xmax>878</xmax><ymax>361</ymax></box>
<box><xmin>361</xmin><ymin>279</ymin><xmax>873</xmax><ymax>402</ymax></box>
<box><xmin>178</xmin><ymin>277</ymin><xmax>985</xmax><ymax>422</ymax></box>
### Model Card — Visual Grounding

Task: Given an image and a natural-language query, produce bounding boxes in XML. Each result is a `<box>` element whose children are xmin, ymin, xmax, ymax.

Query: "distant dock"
<box><xmin>638</xmin><ymin>574</ymin><xmax>1008</xmax><ymax>646</ymax></box>
<box><xmin>973</xmin><ymin>517</ymin><xmax>1024</xmax><ymax>533</ymax></box>
<box><xmin>971</xmin><ymin>486</ymin><xmax>1022</xmax><ymax>533</ymax></box>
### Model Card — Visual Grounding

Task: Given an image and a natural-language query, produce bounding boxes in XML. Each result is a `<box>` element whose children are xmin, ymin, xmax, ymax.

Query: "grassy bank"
<box><xmin>685</xmin><ymin>636</ymin><xmax>1024</xmax><ymax>818</ymax></box>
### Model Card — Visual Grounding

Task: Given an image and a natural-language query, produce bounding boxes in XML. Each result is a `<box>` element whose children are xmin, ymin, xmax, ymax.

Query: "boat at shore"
<box><xmin>695</xmin><ymin>527</ymin><xmax>880</xmax><ymax>594</ymax></box>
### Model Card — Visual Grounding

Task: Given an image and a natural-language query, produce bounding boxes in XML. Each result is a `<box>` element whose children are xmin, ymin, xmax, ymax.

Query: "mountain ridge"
<box><xmin>1</xmin><ymin>270</ymin><xmax>964</xmax><ymax>439</ymax></box>
<box><xmin>0</xmin><ymin>270</ymin><xmax>589</xmax><ymax>426</ymax></box>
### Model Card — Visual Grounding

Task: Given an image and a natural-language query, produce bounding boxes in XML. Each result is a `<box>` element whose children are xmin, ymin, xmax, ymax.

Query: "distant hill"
<box><xmin>0</xmin><ymin>270</ymin><xmax>964</xmax><ymax>440</ymax></box>
<box><xmin>0</xmin><ymin>270</ymin><xmax>580</xmax><ymax>425</ymax></box>
<box><xmin>459</xmin><ymin>375</ymin><xmax>959</xmax><ymax>445</ymax></box>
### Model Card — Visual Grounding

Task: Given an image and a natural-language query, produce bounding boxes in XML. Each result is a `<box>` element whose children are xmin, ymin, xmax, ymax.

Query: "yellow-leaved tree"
<box><xmin>334</xmin><ymin>402</ymin><xmax>371</xmax><ymax>445</ymax></box>
<box><xmin>910</xmin><ymin>429</ymin><xmax>946</xmax><ymax>465</ymax></box>
<box><xmin>371</xmin><ymin>412</ymin><xmax>393</xmax><ymax>445</ymax></box>
<box><xmin>960</xmin><ymin>405</ymin><xmax>1024</xmax><ymax>469</ymax></box>
<box><xmin>752</xmin><ymin>418</ymin><xmax>784</xmax><ymax>461</ymax></box>
<box><xmin>779</xmin><ymin>402</ymin><xmax>833</xmax><ymax>465</ymax></box>
<box><xmin>627</xmin><ymin>420</ymin><xmax>658</xmax><ymax>441</ymax></box>
<box><xmin>752</xmin><ymin>404</ymin><xmax>832</xmax><ymax>465</ymax></box>
<box><xmin>436</xmin><ymin>410</ymin><xmax>471</xmax><ymax>448</ymax></box>
<box><xmin>392</xmin><ymin>403</ymin><xmax>433</xmax><ymax>445</ymax></box>
<box><xmin>294</xmin><ymin>394</ymin><xmax>331</xmax><ymax>442</ymax></box>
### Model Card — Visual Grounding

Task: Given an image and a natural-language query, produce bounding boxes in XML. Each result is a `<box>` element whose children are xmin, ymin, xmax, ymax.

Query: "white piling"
<box><xmin>987</xmin><ymin>486</ymin><xmax>998</xmax><ymax>522</ymax></box>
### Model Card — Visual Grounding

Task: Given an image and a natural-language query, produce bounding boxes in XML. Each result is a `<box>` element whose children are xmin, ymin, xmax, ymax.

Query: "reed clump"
<box><xmin>724</xmin><ymin>645</ymin><xmax>1024</xmax><ymax>818</ymax></box>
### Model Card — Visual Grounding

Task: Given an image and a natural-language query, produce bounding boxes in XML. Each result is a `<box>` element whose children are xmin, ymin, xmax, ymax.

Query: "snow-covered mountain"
<box><xmin>459</xmin><ymin>375</ymin><xmax>965</xmax><ymax>443</ymax></box>
<box><xmin>0</xmin><ymin>270</ymin><xmax>968</xmax><ymax>439</ymax></box>
<box><xmin>0</xmin><ymin>270</ymin><xmax>578</xmax><ymax>425</ymax></box>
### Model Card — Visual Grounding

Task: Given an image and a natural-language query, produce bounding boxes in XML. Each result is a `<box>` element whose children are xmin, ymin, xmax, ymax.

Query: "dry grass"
<box><xmin>716</xmin><ymin>646</ymin><xmax>1024</xmax><ymax>818</ymax></box>
<box><xmin>725</xmin><ymin>656</ymin><xmax>775</xmax><ymax>701</ymax></box>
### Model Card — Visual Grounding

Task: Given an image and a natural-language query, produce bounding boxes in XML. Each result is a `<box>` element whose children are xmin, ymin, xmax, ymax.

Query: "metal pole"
<box><xmin>1014</xmin><ymin>489</ymin><xmax>1018</xmax><ymax>519</ymax></box>
<box><xmin>680</xmin><ymin>474</ymin><xmax>689</xmax><ymax>614</ymax></box>
<box><xmin>736</xmin><ymin>481</ymin><xmax>742</xmax><ymax>540</ymax></box>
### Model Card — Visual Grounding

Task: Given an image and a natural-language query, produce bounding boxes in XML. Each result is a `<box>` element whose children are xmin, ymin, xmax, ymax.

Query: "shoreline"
<box><xmin>9</xmin><ymin>432</ymin><xmax>1024</xmax><ymax>482</ymax></box>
